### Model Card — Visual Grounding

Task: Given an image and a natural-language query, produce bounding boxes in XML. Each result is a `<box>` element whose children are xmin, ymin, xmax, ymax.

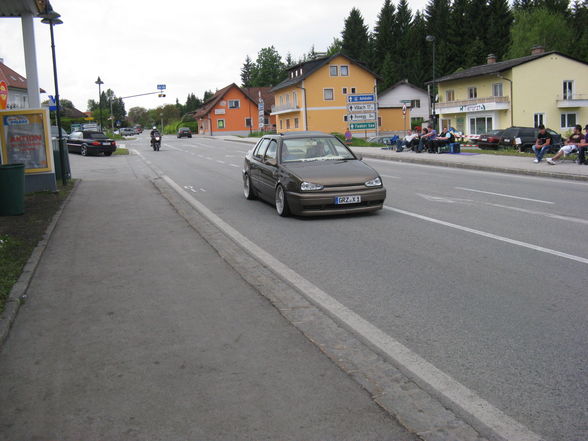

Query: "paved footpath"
<box><xmin>0</xmin><ymin>153</ymin><xmax>416</xmax><ymax>441</ymax></box>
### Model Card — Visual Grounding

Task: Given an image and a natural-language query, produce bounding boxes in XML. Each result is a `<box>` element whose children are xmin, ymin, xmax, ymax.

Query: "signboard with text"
<box><xmin>347</xmin><ymin>94</ymin><xmax>375</xmax><ymax>103</ymax></box>
<box><xmin>0</xmin><ymin>108</ymin><xmax>53</xmax><ymax>173</ymax></box>
<box><xmin>347</xmin><ymin>103</ymin><xmax>375</xmax><ymax>112</ymax></box>
<box><xmin>349</xmin><ymin>122</ymin><xmax>376</xmax><ymax>130</ymax></box>
<box><xmin>347</xmin><ymin>113</ymin><xmax>376</xmax><ymax>121</ymax></box>
<box><xmin>347</xmin><ymin>94</ymin><xmax>376</xmax><ymax>131</ymax></box>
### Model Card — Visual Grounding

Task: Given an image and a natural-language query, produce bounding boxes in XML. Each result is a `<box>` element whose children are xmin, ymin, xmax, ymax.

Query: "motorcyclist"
<box><xmin>150</xmin><ymin>126</ymin><xmax>161</xmax><ymax>147</ymax></box>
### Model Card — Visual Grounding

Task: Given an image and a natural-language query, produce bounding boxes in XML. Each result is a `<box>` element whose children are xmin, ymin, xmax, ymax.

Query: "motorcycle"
<box><xmin>151</xmin><ymin>135</ymin><xmax>161</xmax><ymax>151</ymax></box>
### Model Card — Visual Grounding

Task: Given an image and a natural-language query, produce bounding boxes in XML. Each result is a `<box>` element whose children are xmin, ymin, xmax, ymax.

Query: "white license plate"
<box><xmin>335</xmin><ymin>195</ymin><xmax>361</xmax><ymax>204</ymax></box>
<box><xmin>102</xmin><ymin>142</ymin><xmax>111</xmax><ymax>146</ymax></box>
<box><xmin>503</xmin><ymin>138</ymin><xmax>510</xmax><ymax>142</ymax></box>
<box><xmin>480</xmin><ymin>138</ymin><xmax>487</xmax><ymax>141</ymax></box>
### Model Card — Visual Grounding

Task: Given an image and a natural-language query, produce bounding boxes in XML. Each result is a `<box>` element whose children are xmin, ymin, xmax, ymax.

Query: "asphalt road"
<box><xmin>127</xmin><ymin>134</ymin><xmax>588</xmax><ymax>441</ymax></box>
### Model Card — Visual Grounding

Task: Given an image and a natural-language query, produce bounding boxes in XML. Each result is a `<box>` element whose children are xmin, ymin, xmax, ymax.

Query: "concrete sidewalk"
<box><xmin>0</xmin><ymin>153</ymin><xmax>416</xmax><ymax>441</ymax></box>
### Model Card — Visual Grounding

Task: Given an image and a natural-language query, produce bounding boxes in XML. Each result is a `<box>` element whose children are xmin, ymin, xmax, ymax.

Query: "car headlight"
<box><xmin>301</xmin><ymin>181</ymin><xmax>324</xmax><ymax>191</ymax></box>
<box><xmin>365</xmin><ymin>177</ymin><xmax>382</xmax><ymax>187</ymax></box>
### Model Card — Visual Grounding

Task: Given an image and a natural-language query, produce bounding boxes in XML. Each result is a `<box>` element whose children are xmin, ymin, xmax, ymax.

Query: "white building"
<box><xmin>378</xmin><ymin>79</ymin><xmax>430</xmax><ymax>128</ymax></box>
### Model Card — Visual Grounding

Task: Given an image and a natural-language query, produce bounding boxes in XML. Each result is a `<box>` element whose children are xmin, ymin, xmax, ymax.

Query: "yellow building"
<box><xmin>271</xmin><ymin>53</ymin><xmax>381</xmax><ymax>135</ymax></box>
<box><xmin>433</xmin><ymin>48</ymin><xmax>588</xmax><ymax>136</ymax></box>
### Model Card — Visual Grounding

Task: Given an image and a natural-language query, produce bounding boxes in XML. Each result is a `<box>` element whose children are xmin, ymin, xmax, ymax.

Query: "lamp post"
<box><xmin>95</xmin><ymin>76</ymin><xmax>104</xmax><ymax>130</ymax></box>
<box><xmin>39</xmin><ymin>7</ymin><xmax>67</xmax><ymax>185</ymax></box>
<box><xmin>426</xmin><ymin>35</ymin><xmax>436</xmax><ymax>132</ymax></box>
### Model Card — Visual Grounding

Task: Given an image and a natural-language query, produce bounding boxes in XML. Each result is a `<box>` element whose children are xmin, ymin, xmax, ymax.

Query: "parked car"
<box><xmin>498</xmin><ymin>126</ymin><xmax>562</xmax><ymax>152</ymax></box>
<box><xmin>477</xmin><ymin>129</ymin><xmax>505</xmax><ymax>149</ymax></box>
<box><xmin>120</xmin><ymin>127</ymin><xmax>135</xmax><ymax>136</ymax></box>
<box><xmin>367</xmin><ymin>135</ymin><xmax>394</xmax><ymax>145</ymax></box>
<box><xmin>50</xmin><ymin>125</ymin><xmax>69</xmax><ymax>140</ymax></box>
<box><xmin>134</xmin><ymin>125</ymin><xmax>143</xmax><ymax>134</ymax></box>
<box><xmin>67</xmin><ymin>131</ymin><xmax>117</xmax><ymax>156</ymax></box>
<box><xmin>242</xmin><ymin>131</ymin><xmax>386</xmax><ymax>217</ymax></box>
<box><xmin>177</xmin><ymin>127</ymin><xmax>192</xmax><ymax>138</ymax></box>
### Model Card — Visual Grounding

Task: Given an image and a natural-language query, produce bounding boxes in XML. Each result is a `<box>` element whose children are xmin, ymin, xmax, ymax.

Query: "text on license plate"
<box><xmin>102</xmin><ymin>142</ymin><xmax>111</xmax><ymax>146</ymax></box>
<box><xmin>335</xmin><ymin>195</ymin><xmax>361</xmax><ymax>204</ymax></box>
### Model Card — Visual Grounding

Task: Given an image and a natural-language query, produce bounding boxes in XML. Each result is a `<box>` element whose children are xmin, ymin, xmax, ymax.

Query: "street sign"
<box><xmin>347</xmin><ymin>103</ymin><xmax>375</xmax><ymax>112</ymax></box>
<box><xmin>348</xmin><ymin>113</ymin><xmax>376</xmax><ymax>121</ymax></box>
<box><xmin>347</xmin><ymin>94</ymin><xmax>375</xmax><ymax>103</ymax></box>
<box><xmin>47</xmin><ymin>95</ymin><xmax>57</xmax><ymax>111</ymax></box>
<box><xmin>157</xmin><ymin>84</ymin><xmax>166</xmax><ymax>90</ymax></box>
<box><xmin>349</xmin><ymin>122</ymin><xmax>376</xmax><ymax>130</ymax></box>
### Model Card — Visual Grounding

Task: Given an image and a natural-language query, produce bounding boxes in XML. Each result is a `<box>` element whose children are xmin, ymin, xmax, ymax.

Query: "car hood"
<box><xmin>282</xmin><ymin>160</ymin><xmax>379</xmax><ymax>186</ymax></box>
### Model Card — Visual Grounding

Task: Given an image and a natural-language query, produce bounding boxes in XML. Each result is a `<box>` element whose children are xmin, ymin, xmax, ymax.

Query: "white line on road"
<box><xmin>385</xmin><ymin>205</ymin><xmax>588</xmax><ymax>265</ymax></box>
<box><xmin>455</xmin><ymin>187</ymin><xmax>554</xmax><ymax>204</ymax></box>
<box><xmin>487</xmin><ymin>202</ymin><xmax>588</xmax><ymax>226</ymax></box>
<box><xmin>229</xmin><ymin>164</ymin><xmax>239</xmax><ymax>168</ymax></box>
<box><xmin>216</xmin><ymin>160</ymin><xmax>226</xmax><ymax>164</ymax></box>
<box><xmin>159</xmin><ymin>174</ymin><xmax>544</xmax><ymax>441</ymax></box>
<box><xmin>200</xmin><ymin>188</ymin><xmax>207</xmax><ymax>192</ymax></box>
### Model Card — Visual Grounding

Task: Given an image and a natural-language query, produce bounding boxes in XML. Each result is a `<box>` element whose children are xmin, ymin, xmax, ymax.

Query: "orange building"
<box><xmin>193</xmin><ymin>84</ymin><xmax>275</xmax><ymax>136</ymax></box>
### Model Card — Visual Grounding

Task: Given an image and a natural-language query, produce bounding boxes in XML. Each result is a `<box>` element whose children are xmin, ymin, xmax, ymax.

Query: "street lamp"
<box><xmin>39</xmin><ymin>6</ymin><xmax>67</xmax><ymax>185</ymax></box>
<box><xmin>426</xmin><ymin>35</ymin><xmax>436</xmax><ymax>132</ymax></box>
<box><xmin>95</xmin><ymin>76</ymin><xmax>104</xmax><ymax>130</ymax></box>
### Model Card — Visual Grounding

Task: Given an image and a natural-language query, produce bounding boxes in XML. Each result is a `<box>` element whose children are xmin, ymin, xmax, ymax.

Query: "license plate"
<box><xmin>480</xmin><ymin>138</ymin><xmax>487</xmax><ymax>141</ymax></box>
<box><xmin>503</xmin><ymin>138</ymin><xmax>510</xmax><ymax>142</ymax></box>
<box><xmin>335</xmin><ymin>195</ymin><xmax>361</xmax><ymax>204</ymax></box>
<box><xmin>102</xmin><ymin>142</ymin><xmax>111</xmax><ymax>146</ymax></box>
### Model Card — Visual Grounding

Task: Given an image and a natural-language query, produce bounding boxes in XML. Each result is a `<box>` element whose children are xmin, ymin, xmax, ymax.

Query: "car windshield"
<box><xmin>281</xmin><ymin>137</ymin><xmax>355</xmax><ymax>162</ymax></box>
<box><xmin>87</xmin><ymin>132</ymin><xmax>108</xmax><ymax>140</ymax></box>
<box><xmin>487</xmin><ymin>130</ymin><xmax>502</xmax><ymax>135</ymax></box>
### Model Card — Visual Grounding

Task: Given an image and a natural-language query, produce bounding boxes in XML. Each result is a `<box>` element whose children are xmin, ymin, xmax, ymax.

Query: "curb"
<box><xmin>0</xmin><ymin>180</ymin><xmax>80</xmax><ymax>349</ymax></box>
<box><xmin>357</xmin><ymin>152</ymin><xmax>588</xmax><ymax>182</ymax></box>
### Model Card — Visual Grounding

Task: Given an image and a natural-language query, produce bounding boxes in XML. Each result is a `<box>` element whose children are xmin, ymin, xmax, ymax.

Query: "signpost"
<box><xmin>347</xmin><ymin>103</ymin><xmax>375</xmax><ymax>112</ymax></box>
<box><xmin>347</xmin><ymin>94</ymin><xmax>375</xmax><ymax>103</ymax></box>
<box><xmin>157</xmin><ymin>84</ymin><xmax>166</xmax><ymax>90</ymax></box>
<box><xmin>349</xmin><ymin>122</ymin><xmax>376</xmax><ymax>130</ymax></box>
<box><xmin>347</xmin><ymin>113</ymin><xmax>376</xmax><ymax>121</ymax></box>
<box><xmin>347</xmin><ymin>94</ymin><xmax>377</xmax><ymax>138</ymax></box>
<box><xmin>258</xmin><ymin>97</ymin><xmax>264</xmax><ymax>130</ymax></box>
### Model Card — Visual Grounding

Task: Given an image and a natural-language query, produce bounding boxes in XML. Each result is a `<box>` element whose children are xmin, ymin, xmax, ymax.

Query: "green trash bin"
<box><xmin>0</xmin><ymin>163</ymin><xmax>25</xmax><ymax>216</ymax></box>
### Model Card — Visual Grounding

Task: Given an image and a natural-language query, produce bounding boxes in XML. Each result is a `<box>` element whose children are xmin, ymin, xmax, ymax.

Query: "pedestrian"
<box><xmin>344</xmin><ymin>128</ymin><xmax>352</xmax><ymax>145</ymax></box>
<box><xmin>579</xmin><ymin>124</ymin><xmax>588</xmax><ymax>165</ymax></box>
<box><xmin>547</xmin><ymin>125</ymin><xmax>584</xmax><ymax>165</ymax></box>
<box><xmin>531</xmin><ymin>125</ymin><xmax>552</xmax><ymax>163</ymax></box>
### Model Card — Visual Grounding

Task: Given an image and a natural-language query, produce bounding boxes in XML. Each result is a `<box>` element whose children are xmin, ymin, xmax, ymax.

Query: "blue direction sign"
<box><xmin>47</xmin><ymin>95</ymin><xmax>57</xmax><ymax>111</ymax></box>
<box><xmin>157</xmin><ymin>84</ymin><xmax>166</xmax><ymax>90</ymax></box>
<box><xmin>347</xmin><ymin>94</ymin><xmax>375</xmax><ymax>103</ymax></box>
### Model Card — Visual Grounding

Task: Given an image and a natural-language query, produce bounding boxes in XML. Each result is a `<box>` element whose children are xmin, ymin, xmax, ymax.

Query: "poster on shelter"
<box><xmin>0</xmin><ymin>109</ymin><xmax>53</xmax><ymax>173</ymax></box>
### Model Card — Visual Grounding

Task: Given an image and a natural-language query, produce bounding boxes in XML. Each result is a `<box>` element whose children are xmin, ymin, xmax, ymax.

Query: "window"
<box><xmin>445</xmin><ymin>90</ymin><xmax>455</xmax><ymax>102</ymax></box>
<box><xmin>533</xmin><ymin>113</ymin><xmax>544</xmax><ymax>127</ymax></box>
<box><xmin>228</xmin><ymin>100</ymin><xmax>240</xmax><ymax>109</ymax></box>
<box><xmin>294</xmin><ymin>118</ymin><xmax>299</xmax><ymax>128</ymax></box>
<box><xmin>561</xmin><ymin>112</ymin><xmax>576</xmax><ymax>128</ymax></box>
<box><xmin>468</xmin><ymin>87</ymin><xmax>477</xmax><ymax>99</ymax></box>
<box><xmin>340</xmin><ymin>65</ymin><xmax>349</xmax><ymax>76</ymax></box>
<box><xmin>253</xmin><ymin>138</ymin><xmax>270</xmax><ymax>159</ymax></box>
<box><xmin>410</xmin><ymin>99</ymin><xmax>421</xmax><ymax>108</ymax></box>
<box><xmin>330</xmin><ymin>65</ymin><xmax>338</xmax><ymax>76</ymax></box>
<box><xmin>293</xmin><ymin>91</ymin><xmax>297</xmax><ymax>105</ymax></box>
<box><xmin>245</xmin><ymin>118</ymin><xmax>252</xmax><ymax>128</ymax></box>
<box><xmin>286</xmin><ymin>119</ymin><xmax>291</xmax><ymax>129</ymax></box>
<box><xmin>563</xmin><ymin>80</ymin><xmax>573</xmax><ymax>99</ymax></box>
<box><xmin>351</xmin><ymin>87</ymin><xmax>356</xmax><ymax>94</ymax></box>
<box><xmin>286</xmin><ymin>94</ymin><xmax>290</xmax><ymax>105</ymax></box>
<box><xmin>378</xmin><ymin>116</ymin><xmax>382</xmax><ymax>127</ymax></box>
<box><xmin>280</xmin><ymin>96</ymin><xmax>284</xmax><ymax>105</ymax></box>
<box><xmin>217</xmin><ymin>119</ymin><xmax>225</xmax><ymax>129</ymax></box>
<box><xmin>264</xmin><ymin>140</ymin><xmax>277</xmax><ymax>162</ymax></box>
<box><xmin>343</xmin><ymin>115</ymin><xmax>348</xmax><ymax>122</ymax></box>
<box><xmin>264</xmin><ymin>117</ymin><xmax>269</xmax><ymax>124</ymax></box>
<box><xmin>279</xmin><ymin>120</ymin><xmax>283</xmax><ymax>130</ymax></box>
<box><xmin>492</xmin><ymin>83</ymin><xmax>503</xmax><ymax>97</ymax></box>
<box><xmin>324</xmin><ymin>88</ymin><xmax>334</xmax><ymax>101</ymax></box>
<box><xmin>469</xmin><ymin>116</ymin><xmax>492</xmax><ymax>134</ymax></box>
<box><xmin>342</xmin><ymin>87</ymin><xmax>348</xmax><ymax>94</ymax></box>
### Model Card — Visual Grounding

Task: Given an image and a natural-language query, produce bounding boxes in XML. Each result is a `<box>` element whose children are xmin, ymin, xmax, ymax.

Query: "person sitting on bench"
<box><xmin>547</xmin><ymin>125</ymin><xmax>584</xmax><ymax>165</ymax></box>
<box><xmin>429</xmin><ymin>127</ymin><xmax>454</xmax><ymax>153</ymax></box>
<box><xmin>397</xmin><ymin>130</ymin><xmax>419</xmax><ymax>151</ymax></box>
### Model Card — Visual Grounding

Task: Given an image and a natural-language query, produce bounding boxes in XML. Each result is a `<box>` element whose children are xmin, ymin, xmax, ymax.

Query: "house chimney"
<box><xmin>0</xmin><ymin>58</ymin><xmax>4</xmax><ymax>64</ymax></box>
<box><xmin>487</xmin><ymin>54</ymin><xmax>497</xmax><ymax>64</ymax></box>
<box><xmin>531</xmin><ymin>45</ymin><xmax>545</xmax><ymax>55</ymax></box>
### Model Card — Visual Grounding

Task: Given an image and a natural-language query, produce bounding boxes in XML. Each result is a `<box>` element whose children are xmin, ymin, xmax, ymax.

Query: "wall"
<box><xmin>207</xmin><ymin>86</ymin><xmax>262</xmax><ymax>135</ymax></box>
<box><xmin>379</xmin><ymin>83</ymin><xmax>429</xmax><ymax>121</ymax></box>
<box><xmin>379</xmin><ymin>108</ymin><xmax>412</xmax><ymax>132</ymax></box>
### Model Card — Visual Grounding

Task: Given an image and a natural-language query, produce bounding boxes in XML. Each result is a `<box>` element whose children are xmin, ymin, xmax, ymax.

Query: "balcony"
<box><xmin>437</xmin><ymin>96</ymin><xmax>510</xmax><ymax>114</ymax></box>
<box><xmin>556</xmin><ymin>93</ymin><xmax>588</xmax><ymax>108</ymax></box>
<box><xmin>271</xmin><ymin>103</ymin><xmax>301</xmax><ymax>115</ymax></box>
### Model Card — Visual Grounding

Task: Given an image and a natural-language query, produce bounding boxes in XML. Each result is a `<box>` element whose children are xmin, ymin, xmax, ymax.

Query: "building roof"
<box><xmin>0</xmin><ymin>0</ymin><xmax>54</xmax><ymax>17</ymax></box>
<box><xmin>63</xmin><ymin>106</ymin><xmax>87</xmax><ymax>119</ymax></box>
<box><xmin>192</xmin><ymin>83</ymin><xmax>265</xmax><ymax>119</ymax></box>
<box><xmin>272</xmin><ymin>52</ymin><xmax>381</xmax><ymax>92</ymax></box>
<box><xmin>432</xmin><ymin>51</ymin><xmax>588</xmax><ymax>84</ymax></box>
<box><xmin>242</xmin><ymin>87</ymin><xmax>275</xmax><ymax>109</ymax></box>
<box><xmin>0</xmin><ymin>59</ymin><xmax>45</xmax><ymax>92</ymax></box>
<box><xmin>379</xmin><ymin>79</ymin><xmax>427</xmax><ymax>96</ymax></box>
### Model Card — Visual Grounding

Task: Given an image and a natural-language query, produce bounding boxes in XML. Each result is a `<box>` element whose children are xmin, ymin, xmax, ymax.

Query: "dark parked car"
<box><xmin>242</xmin><ymin>132</ymin><xmax>386</xmax><ymax>217</ymax></box>
<box><xmin>477</xmin><ymin>129</ymin><xmax>504</xmax><ymax>149</ymax></box>
<box><xmin>177</xmin><ymin>127</ymin><xmax>192</xmax><ymax>138</ymax></box>
<box><xmin>498</xmin><ymin>127</ymin><xmax>562</xmax><ymax>152</ymax></box>
<box><xmin>67</xmin><ymin>131</ymin><xmax>117</xmax><ymax>156</ymax></box>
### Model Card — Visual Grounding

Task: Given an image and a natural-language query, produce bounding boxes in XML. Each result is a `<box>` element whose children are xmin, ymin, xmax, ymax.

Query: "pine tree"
<box><xmin>327</xmin><ymin>38</ymin><xmax>343</xmax><ymax>56</ymax></box>
<box><xmin>373</xmin><ymin>0</ymin><xmax>396</xmax><ymax>70</ymax></box>
<box><xmin>448</xmin><ymin>0</ymin><xmax>470</xmax><ymax>71</ymax></box>
<box><xmin>570</xmin><ymin>0</ymin><xmax>588</xmax><ymax>60</ymax></box>
<box><xmin>486</xmin><ymin>0</ymin><xmax>513</xmax><ymax>62</ymax></box>
<box><xmin>406</xmin><ymin>11</ymin><xmax>429</xmax><ymax>87</ymax></box>
<box><xmin>241</xmin><ymin>55</ymin><xmax>255</xmax><ymax>88</ymax></box>
<box><xmin>395</xmin><ymin>0</ymin><xmax>414</xmax><ymax>80</ymax></box>
<box><xmin>424</xmin><ymin>0</ymin><xmax>452</xmax><ymax>76</ymax></box>
<box><xmin>341</xmin><ymin>7</ymin><xmax>371</xmax><ymax>65</ymax></box>
<box><xmin>379</xmin><ymin>53</ymin><xmax>398</xmax><ymax>91</ymax></box>
<box><xmin>465</xmin><ymin>0</ymin><xmax>490</xmax><ymax>66</ymax></box>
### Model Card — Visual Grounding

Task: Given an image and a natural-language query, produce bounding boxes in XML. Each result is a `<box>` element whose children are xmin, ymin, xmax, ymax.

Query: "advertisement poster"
<box><xmin>0</xmin><ymin>108</ymin><xmax>53</xmax><ymax>174</ymax></box>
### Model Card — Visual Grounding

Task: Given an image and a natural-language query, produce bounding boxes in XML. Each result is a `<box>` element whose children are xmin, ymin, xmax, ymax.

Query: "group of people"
<box><xmin>395</xmin><ymin>125</ymin><xmax>456</xmax><ymax>154</ymax></box>
<box><xmin>530</xmin><ymin>124</ymin><xmax>588</xmax><ymax>165</ymax></box>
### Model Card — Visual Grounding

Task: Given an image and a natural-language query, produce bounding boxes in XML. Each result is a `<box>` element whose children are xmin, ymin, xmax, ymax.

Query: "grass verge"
<box><xmin>113</xmin><ymin>148</ymin><xmax>129</xmax><ymax>156</ymax></box>
<box><xmin>461</xmin><ymin>148</ymin><xmax>536</xmax><ymax>157</ymax></box>
<box><xmin>0</xmin><ymin>180</ymin><xmax>75</xmax><ymax>312</ymax></box>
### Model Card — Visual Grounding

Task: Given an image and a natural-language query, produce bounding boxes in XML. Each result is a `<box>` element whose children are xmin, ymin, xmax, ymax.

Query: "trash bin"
<box><xmin>0</xmin><ymin>163</ymin><xmax>25</xmax><ymax>216</ymax></box>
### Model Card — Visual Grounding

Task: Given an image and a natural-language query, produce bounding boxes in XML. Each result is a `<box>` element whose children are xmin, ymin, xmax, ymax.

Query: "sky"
<box><xmin>0</xmin><ymin>0</ymin><xmax>428</xmax><ymax>113</ymax></box>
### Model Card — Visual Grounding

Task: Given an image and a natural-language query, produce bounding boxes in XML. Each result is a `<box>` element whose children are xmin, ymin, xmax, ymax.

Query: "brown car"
<box><xmin>242</xmin><ymin>132</ymin><xmax>386</xmax><ymax>217</ymax></box>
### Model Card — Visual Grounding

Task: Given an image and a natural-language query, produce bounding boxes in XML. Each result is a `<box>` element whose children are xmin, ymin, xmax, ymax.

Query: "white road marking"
<box><xmin>197</xmin><ymin>154</ymin><xmax>204</xmax><ymax>158</ymax></box>
<box><xmin>159</xmin><ymin>173</ymin><xmax>544</xmax><ymax>441</ymax></box>
<box><xmin>229</xmin><ymin>164</ymin><xmax>240</xmax><ymax>168</ymax></box>
<box><xmin>200</xmin><ymin>188</ymin><xmax>207</xmax><ymax>192</ymax></box>
<box><xmin>385</xmin><ymin>205</ymin><xmax>588</xmax><ymax>265</ymax></box>
<box><xmin>216</xmin><ymin>160</ymin><xmax>226</xmax><ymax>164</ymax></box>
<box><xmin>487</xmin><ymin>202</ymin><xmax>588</xmax><ymax>226</ymax></box>
<box><xmin>455</xmin><ymin>187</ymin><xmax>554</xmax><ymax>204</ymax></box>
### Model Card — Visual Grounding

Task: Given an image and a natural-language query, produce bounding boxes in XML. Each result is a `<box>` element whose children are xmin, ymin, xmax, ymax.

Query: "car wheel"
<box><xmin>80</xmin><ymin>145</ymin><xmax>88</xmax><ymax>156</ymax></box>
<box><xmin>243</xmin><ymin>173</ymin><xmax>256</xmax><ymax>200</ymax></box>
<box><xmin>275</xmin><ymin>185</ymin><xmax>290</xmax><ymax>217</ymax></box>
<box><xmin>104</xmin><ymin>152</ymin><xmax>112</xmax><ymax>156</ymax></box>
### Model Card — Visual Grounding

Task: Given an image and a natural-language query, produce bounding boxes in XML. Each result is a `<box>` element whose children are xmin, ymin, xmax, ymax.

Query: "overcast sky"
<box><xmin>0</xmin><ymin>0</ymin><xmax>428</xmax><ymax>112</ymax></box>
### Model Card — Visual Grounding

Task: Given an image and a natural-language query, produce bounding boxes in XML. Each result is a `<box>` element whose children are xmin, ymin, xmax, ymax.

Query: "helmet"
<box><xmin>153</xmin><ymin>126</ymin><xmax>157</xmax><ymax>130</ymax></box>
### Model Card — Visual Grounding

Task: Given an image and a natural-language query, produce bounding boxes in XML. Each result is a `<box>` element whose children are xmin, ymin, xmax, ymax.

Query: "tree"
<box><xmin>448</xmin><ymin>0</ymin><xmax>470</xmax><ymax>71</ymax></box>
<box><xmin>465</xmin><ymin>0</ymin><xmax>490</xmax><ymax>66</ymax></box>
<box><xmin>127</xmin><ymin>107</ymin><xmax>149</xmax><ymax>127</ymax></box>
<box><xmin>486</xmin><ymin>0</ymin><xmax>514</xmax><ymax>61</ymax></box>
<box><xmin>424</xmin><ymin>0</ymin><xmax>452</xmax><ymax>76</ymax></box>
<box><xmin>373</xmin><ymin>0</ymin><xmax>396</xmax><ymax>71</ymax></box>
<box><xmin>341</xmin><ymin>8</ymin><xmax>371</xmax><ymax>65</ymax></box>
<box><xmin>406</xmin><ymin>11</ymin><xmax>429</xmax><ymax>87</ymax></box>
<box><xmin>184</xmin><ymin>93</ymin><xmax>202</xmax><ymax>113</ymax></box>
<box><xmin>250</xmin><ymin>46</ymin><xmax>286</xmax><ymax>87</ymax></box>
<box><xmin>379</xmin><ymin>53</ymin><xmax>398</xmax><ymax>91</ymax></box>
<box><xmin>395</xmin><ymin>0</ymin><xmax>414</xmax><ymax>80</ymax></box>
<box><xmin>326</xmin><ymin>38</ymin><xmax>343</xmax><ymax>56</ymax></box>
<box><xmin>507</xmin><ymin>7</ymin><xmax>574</xmax><ymax>58</ymax></box>
<box><xmin>203</xmin><ymin>90</ymin><xmax>214</xmax><ymax>102</ymax></box>
<box><xmin>241</xmin><ymin>55</ymin><xmax>255</xmax><ymax>88</ymax></box>
<box><xmin>570</xmin><ymin>0</ymin><xmax>588</xmax><ymax>60</ymax></box>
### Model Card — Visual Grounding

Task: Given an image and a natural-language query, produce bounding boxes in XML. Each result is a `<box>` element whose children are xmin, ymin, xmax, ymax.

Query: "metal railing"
<box><xmin>556</xmin><ymin>93</ymin><xmax>588</xmax><ymax>100</ymax></box>
<box><xmin>271</xmin><ymin>103</ymin><xmax>300</xmax><ymax>113</ymax></box>
<box><xmin>437</xmin><ymin>96</ymin><xmax>509</xmax><ymax>108</ymax></box>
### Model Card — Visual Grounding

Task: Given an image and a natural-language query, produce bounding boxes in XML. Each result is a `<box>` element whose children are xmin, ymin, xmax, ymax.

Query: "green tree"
<box><xmin>203</xmin><ymin>90</ymin><xmax>214</xmax><ymax>102</ymax></box>
<box><xmin>486</xmin><ymin>0</ymin><xmax>514</xmax><ymax>61</ymax></box>
<box><xmin>127</xmin><ymin>107</ymin><xmax>149</xmax><ymax>127</ymax></box>
<box><xmin>379</xmin><ymin>53</ymin><xmax>398</xmax><ymax>91</ymax></box>
<box><xmin>570</xmin><ymin>0</ymin><xmax>588</xmax><ymax>60</ymax></box>
<box><xmin>241</xmin><ymin>55</ymin><xmax>255</xmax><ymax>87</ymax></box>
<box><xmin>465</xmin><ymin>0</ymin><xmax>490</xmax><ymax>66</ymax></box>
<box><xmin>341</xmin><ymin>8</ymin><xmax>371</xmax><ymax>65</ymax></box>
<box><xmin>250</xmin><ymin>46</ymin><xmax>286</xmax><ymax>87</ymax></box>
<box><xmin>395</xmin><ymin>0</ymin><xmax>414</xmax><ymax>80</ymax></box>
<box><xmin>448</xmin><ymin>0</ymin><xmax>470</xmax><ymax>71</ymax></box>
<box><xmin>406</xmin><ymin>11</ymin><xmax>429</xmax><ymax>88</ymax></box>
<box><xmin>373</xmin><ymin>0</ymin><xmax>396</xmax><ymax>71</ymax></box>
<box><xmin>507</xmin><ymin>7</ymin><xmax>574</xmax><ymax>57</ymax></box>
<box><xmin>326</xmin><ymin>38</ymin><xmax>343</xmax><ymax>56</ymax></box>
<box><xmin>424</xmin><ymin>0</ymin><xmax>452</xmax><ymax>76</ymax></box>
<box><xmin>184</xmin><ymin>93</ymin><xmax>202</xmax><ymax>113</ymax></box>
